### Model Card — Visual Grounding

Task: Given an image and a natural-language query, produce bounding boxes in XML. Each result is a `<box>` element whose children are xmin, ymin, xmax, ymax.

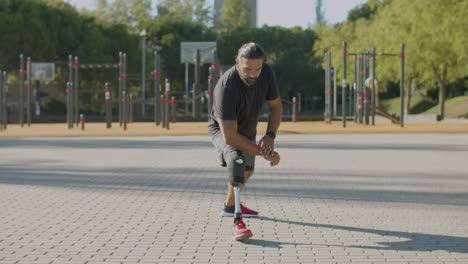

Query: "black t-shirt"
<box><xmin>208</xmin><ymin>63</ymin><xmax>279</xmax><ymax>139</ymax></box>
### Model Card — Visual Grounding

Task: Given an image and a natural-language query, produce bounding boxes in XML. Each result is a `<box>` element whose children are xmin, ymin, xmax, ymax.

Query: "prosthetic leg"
<box><xmin>229</xmin><ymin>152</ymin><xmax>253</xmax><ymax>241</ymax></box>
<box><xmin>231</xmin><ymin>184</ymin><xmax>253</xmax><ymax>241</ymax></box>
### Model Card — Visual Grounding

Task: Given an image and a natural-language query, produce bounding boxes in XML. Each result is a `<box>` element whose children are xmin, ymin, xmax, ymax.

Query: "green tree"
<box><xmin>145</xmin><ymin>16</ymin><xmax>216</xmax><ymax>95</ymax></box>
<box><xmin>106</xmin><ymin>0</ymin><xmax>152</xmax><ymax>30</ymax></box>
<box><xmin>157</xmin><ymin>0</ymin><xmax>212</xmax><ymax>26</ymax></box>
<box><xmin>0</xmin><ymin>0</ymin><xmax>139</xmax><ymax>115</ymax></box>
<box><xmin>218</xmin><ymin>0</ymin><xmax>251</xmax><ymax>30</ymax></box>
<box><xmin>346</xmin><ymin>0</ymin><xmax>382</xmax><ymax>22</ymax></box>
<box><xmin>369</xmin><ymin>0</ymin><xmax>466</xmax><ymax>119</ymax></box>
<box><xmin>83</xmin><ymin>0</ymin><xmax>152</xmax><ymax>31</ymax></box>
<box><xmin>315</xmin><ymin>0</ymin><xmax>466</xmax><ymax>118</ymax></box>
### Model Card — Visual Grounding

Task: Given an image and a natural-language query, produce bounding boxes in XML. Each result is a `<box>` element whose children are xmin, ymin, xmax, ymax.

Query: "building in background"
<box><xmin>213</xmin><ymin>0</ymin><xmax>257</xmax><ymax>27</ymax></box>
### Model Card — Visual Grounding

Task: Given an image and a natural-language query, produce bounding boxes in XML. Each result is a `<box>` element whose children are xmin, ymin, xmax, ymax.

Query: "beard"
<box><xmin>242</xmin><ymin>77</ymin><xmax>257</xmax><ymax>86</ymax></box>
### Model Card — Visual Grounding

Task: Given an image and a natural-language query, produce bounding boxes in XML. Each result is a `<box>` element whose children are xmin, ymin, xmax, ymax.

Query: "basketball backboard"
<box><xmin>31</xmin><ymin>63</ymin><xmax>55</xmax><ymax>81</ymax></box>
<box><xmin>180</xmin><ymin>42</ymin><xmax>217</xmax><ymax>64</ymax></box>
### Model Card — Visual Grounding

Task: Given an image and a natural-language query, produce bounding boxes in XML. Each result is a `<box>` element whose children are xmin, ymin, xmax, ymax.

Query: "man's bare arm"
<box><xmin>219</xmin><ymin>120</ymin><xmax>261</xmax><ymax>155</ymax></box>
<box><xmin>266</xmin><ymin>97</ymin><xmax>282</xmax><ymax>134</ymax></box>
<box><xmin>258</xmin><ymin>97</ymin><xmax>282</xmax><ymax>156</ymax></box>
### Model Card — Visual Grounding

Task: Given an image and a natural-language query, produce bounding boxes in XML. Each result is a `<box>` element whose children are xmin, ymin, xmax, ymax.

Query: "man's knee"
<box><xmin>225</xmin><ymin>150</ymin><xmax>245</xmax><ymax>186</ymax></box>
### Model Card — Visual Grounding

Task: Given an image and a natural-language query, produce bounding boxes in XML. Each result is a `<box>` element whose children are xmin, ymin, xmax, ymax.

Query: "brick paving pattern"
<box><xmin>1</xmin><ymin>134</ymin><xmax>467</xmax><ymax>264</ymax></box>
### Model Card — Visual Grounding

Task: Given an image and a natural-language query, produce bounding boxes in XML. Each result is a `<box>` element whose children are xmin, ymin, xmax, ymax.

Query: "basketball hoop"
<box><xmin>31</xmin><ymin>63</ymin><xmax>55</xmax><ymax>81</ymax></box>
<box><xmin>35</xmin><ymin>70</ymin><xmax>46</xmax><ymax>81</ymax></box>
<box><xmin>180</xmin><ymin>42</ymin><xmax>217</xmax><ymax>64</ymax></box>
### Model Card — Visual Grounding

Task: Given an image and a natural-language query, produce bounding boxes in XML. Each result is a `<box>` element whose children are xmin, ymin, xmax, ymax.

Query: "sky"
<box><xmin>67</xmin><ymin>0</ymin><xmax>368</xmax><ymax>28</ymax></box>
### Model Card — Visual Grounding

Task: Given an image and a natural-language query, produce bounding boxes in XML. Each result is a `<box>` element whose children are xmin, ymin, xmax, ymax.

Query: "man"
<box><xmin>208</xmin><ymin>42</ymin><xmax>282</xmax><ymax>240</ymax></box>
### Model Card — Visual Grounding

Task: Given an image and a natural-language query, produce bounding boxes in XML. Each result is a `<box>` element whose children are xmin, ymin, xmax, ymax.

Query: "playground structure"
<box><xmin>0</xmin><ymin>70</ymin><xmax>7</xmax><ymax>131</ymax></box>
<box><xmin>0</xmin><ymin>48</ymin><xmax>221</xmax><ymax>132</ymax></box>
<box><xmin>1</xmin><ymin>43</ymin><xmax>310</xmax><ymax>133</ymax></box>
<box><xmin>324</xmin><ymin>41</ymin><xmax>405</xmax><ymax>127</ymax></box>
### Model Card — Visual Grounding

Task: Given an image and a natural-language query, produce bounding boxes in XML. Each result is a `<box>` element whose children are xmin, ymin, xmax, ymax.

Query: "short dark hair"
<box><xmin>236</xmin><ymin>42</ymin><xmax>265</xmax><ymax>60</ymax></box>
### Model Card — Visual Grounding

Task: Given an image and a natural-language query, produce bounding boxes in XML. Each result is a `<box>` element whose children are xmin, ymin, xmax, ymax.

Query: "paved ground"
<box><xmin>1</xmin><ymin>134</ymin><xmax>468</xmax><ymax>264</ymax></box>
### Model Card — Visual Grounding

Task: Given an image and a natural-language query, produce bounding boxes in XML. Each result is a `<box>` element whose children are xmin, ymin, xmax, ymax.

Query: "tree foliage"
<box><xmin>144</xmin><ymin>16</ymin><xmax>216</xmax><ymax>94</ymax></box>
<box><xmin>0</xmin><ymin>0</ymin><xmax>139</xmax><ymax>114</ymax></box>
<box><xmin>346</xmin><ymin>0</ymin><xmax>382</xmax><ymax>22</ymax></box>
<box><xmin>157</xmin><ymin>0</ymin><xmax>212</xmax><ymax>26</ymax></box>
<box><xmin>87</xmin><ymin>0</ymin><xmax>152</xmax><ymax>31</ymax></box>
<box><xmin>315</xmin><ymin>0</ymin><xmax>466</xmax><ymax>118</ymax></box>
<box><xmin>218</xmin><ymin>0</ymin><xmax>251</xmax><ymax>30</ymax></box>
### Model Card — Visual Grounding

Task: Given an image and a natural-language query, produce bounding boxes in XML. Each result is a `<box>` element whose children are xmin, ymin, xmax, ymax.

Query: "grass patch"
<box><xmin>423</xmin><ymin>96</ymin><xmax>468</xmax><ymax>118</ymax></box>
<box><xmin>381</xmin><ymin>95</ymin><xmax>468</xmax><ymax>118</ymax></box>
<box><xmin>380</xmin><ymin>94</ymin><xmax>434</xmax><ymax>115</ymax></box>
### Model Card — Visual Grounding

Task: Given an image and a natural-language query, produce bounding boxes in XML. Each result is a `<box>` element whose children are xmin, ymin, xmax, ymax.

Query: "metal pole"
<box><xmin>400</xmin><ymin>44</ymin><xmax>405</xmax><ymax>128</ymax></box>
<box><xmin>292</xmin><ymin>97</ymin><xmax>297</xmax><ymax>123</ymax></box>
<box><xmin>193</xmin><ymin>49</ymin><xmax>201</xmax><ymax>119</ymax></box>
<box><xmin>357</xmin><ymin>55</ymin><xmax>362</xmax><ymax>124</ymax></box>
<box><xmin>141</xmin><ymin>34</ymin><xmax>147</xmax><ymax>119</ymax></box>
<box><xmin>165</xmin><ymin>78</ymin><xmax>170</xmax><ymax>130</ymax></box>
<box><xmin>129</xmin><ymin>93</ymin><xmax>134</xmax><ymax>123</ymax></box>
<box><xmin>0</xmin><ymin>71</ymin><xmax>3</xmax><ymax>131</ymax></box>
<box><xmin>105</xmin><ymin>82</ymin><xmax>112</xmax><ymax>128</ymax></box>
<box><xmin>371</xmin><ymin>47</ymin><xmax>376</xmax><ymax>126</ymax></box>
<box><xmin>19</xmin><ymin>54</ymin><xmax>24</xmax><ymax>127</ymax></box>
<box><xmin>364</xmin><ymin>54</ymin><xmax>370</xmax><ymax>125</ymax></box>
<box><xmin>324</xmin><ymin>51</ymin><xmax>330</xmax><ymax>124</ymax></box>
<box><xmin>171</xmin><ymin>96</ymin><xmax>176</xmax><ymax>123</ymax></box>
<box><xmin>80</xmin><ymin>113</ymin><xmax>85</xmax><ymax>131</ymax></box>
<box><xmin>123</xmin><ymin>53</ymin><xmax>128</xmax><ymax>124</ymax></box>
<box><xmin>34</xmin><ymin>80</ymin><xmax>40</xmax><ymax>116</ymax></box>
<box><xmin>68</xmin><ymin>55</ymin><xmax>73</xmax><ymax>128</ymax></box>
<box><xmin>185</xmin><ymin>63</ymin><xmax>189</xmax><ymax>114</ymax></box>
<box><xmin>3</xmin><ymin>71</ymin><xmax>7</xmax><ymax>130</ymax></box>
<box><xmin>326</xmin><ymin>52</ymin><xmax>332</xmax><ymax>124</ymax></box>
<box><xmin>123</xmin><ymin>91</ymin><xmax>127</xmax><ymax>131</ymax></box>
<box><xmin>74</xmin><ymin>56</ymin><xmax>79</xmax><ymax>126</ymax></box>
<box><xmin>154</xmin><ymin>51</ymin><xmax>161</xmax><ymax>126</ymax></box>
<box><xmin>161</xmin><ymin>79</ymin><xmax>169</xmax><ymax>128</ymax></box>
<box><xmin>329</xmin><ymin>52</ymin><xmax>333</xmax><ymax>123</ymax></box>
<box><xmin>354</xmin><ymin>55</ymin><xmax>358</xmax><ymax>123</ymax></box>
<box><xmin>361</xmin><ymin>54</ymin><xmax>366</xmax><ymax>124</ymax></box>
<box><xmin>333</xmin><ymin>67</ymin><xmax>337</xmax><ymax>118</ymax></box>
<box><xmin>67</xmin><ymin>81</ymin><xmax>72</xmax><ymax>128</ymax></box>
<box><xmin>342</xmin><ymin>41</ymin><xmax>347</xmax><ymax>128</ymax></box>
<box><xmin>119</xmin><ymin>52</ymin><xmax>123</xmax><ymax>126</ymax></box>
<box><xmin>27</xmin><ymin>57</ymin><xmax>31</xmax><ymax>126</ymax></box>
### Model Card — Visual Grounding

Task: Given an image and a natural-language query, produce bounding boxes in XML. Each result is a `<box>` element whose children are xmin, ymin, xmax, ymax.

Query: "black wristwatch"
<box><xmin>266</xmin><ymin>131</ymin><xmax>276</xmax><ymax>140</ymax></box>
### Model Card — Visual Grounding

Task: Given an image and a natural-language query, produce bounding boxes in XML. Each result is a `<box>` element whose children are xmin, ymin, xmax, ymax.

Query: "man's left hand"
<box><xmin>258</xmin><ymin>135</ymin><xmax>275</xmax><ymax>157</ymax></box>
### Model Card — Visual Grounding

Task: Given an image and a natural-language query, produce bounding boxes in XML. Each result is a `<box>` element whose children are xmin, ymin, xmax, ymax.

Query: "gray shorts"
<box><xmin>210</xmin><ymin>131</ymin><xmax>256</xmax><ymax>171</ymax></box>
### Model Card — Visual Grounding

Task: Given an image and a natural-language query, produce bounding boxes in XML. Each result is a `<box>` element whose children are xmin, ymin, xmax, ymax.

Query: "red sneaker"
<box><xmin>220</xmin><ymin>204</ymin><xmax>259</xmax><ymax>218</ymax></box>
<box><xmin>240</xmin><ymin>204</ymin><xmax>259</xmax><ymax>217</ymax></box>
<box><xmin>232</xmin><ymin>218</ymin><xmax>253</xmax><ymax>241</ymax></box>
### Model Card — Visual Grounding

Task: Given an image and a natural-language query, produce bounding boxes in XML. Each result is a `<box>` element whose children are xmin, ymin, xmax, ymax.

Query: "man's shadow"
<box><xmin>240</xmin><ymin>216</ymin><xmax>468</xmax><ymax>253</ymax></box>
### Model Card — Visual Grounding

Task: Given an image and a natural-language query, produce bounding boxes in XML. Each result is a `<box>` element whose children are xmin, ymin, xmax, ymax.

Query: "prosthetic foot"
<box><xmin>231</xmin><ymin>186</ymin><xmax>253</xmax><ymax>241</ymax></box>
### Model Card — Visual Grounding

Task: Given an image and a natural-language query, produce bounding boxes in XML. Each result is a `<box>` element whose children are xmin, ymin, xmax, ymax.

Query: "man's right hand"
<box><xmin>264</xmin><ymin>151</ymin><xmax>280</xmax><ymax>166</ymax></box>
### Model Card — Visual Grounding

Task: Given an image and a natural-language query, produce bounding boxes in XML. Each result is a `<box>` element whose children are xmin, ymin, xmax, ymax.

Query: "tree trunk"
<box><xmin>432</xmin><ymin>63</ymin><xmax>448</xmax><ymax>121</ymax></box>
<box><xmin>438</xmin><ymin>81</ymin><xmax>447</xmax><ymax>120</ymax></box>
